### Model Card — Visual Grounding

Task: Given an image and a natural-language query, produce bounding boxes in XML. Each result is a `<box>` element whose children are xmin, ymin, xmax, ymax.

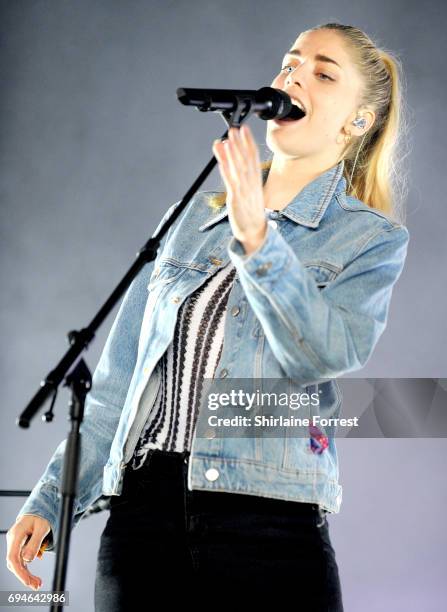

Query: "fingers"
<box><xmin>240</xmin><ymin>124</ymin><xmax>260</xmax><ymax>166</ymax></box>
<box><xmin>6</xmin><ymin>517</ymin><xmax>48</xmax><ymax>591</ymax></box>
<box><xmin>227</xmin><ymin>128</ymin><xmax>249</xmax><ymax>174</ymax></box>
<box><xmin>213</xmin><ymin>139</ymin><xmax>233</xmax><ymax>195</ymax></box>
<box><xmin>6</xmin><ymin>527</ymin><xmax>41</xmax><ymax>590</ymax></box>
<box><xmin>22</xmin><ymin>526</ymin><xmax>47</xmax><ymax>564</ymax></box>
<box><xmin>213</xmin><ymin>126</ymin><xmax>253</xmax><ymax>194</ymax></box>
<box><xmin>225</xmin><ymin>134</ymin><xmax>245</xmax><ymax>190</ymax></box>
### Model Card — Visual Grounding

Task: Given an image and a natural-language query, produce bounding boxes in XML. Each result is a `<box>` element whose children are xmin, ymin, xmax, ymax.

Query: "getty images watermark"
<box><xmin>193</xmin><ymin>377</ymin><xmax>447</xmax><ymax>439</ymax></box>
<box><xmin>205</xmin><ymin>386</ymin><xmax>358</xmax><ymax>430</ymax></box>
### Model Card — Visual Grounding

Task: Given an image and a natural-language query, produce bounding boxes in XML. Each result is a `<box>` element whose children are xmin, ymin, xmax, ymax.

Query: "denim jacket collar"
<box><xmin>199</xmin><ymin>158</ymin><xmax>346</xmax><ymax>232</ymax></box>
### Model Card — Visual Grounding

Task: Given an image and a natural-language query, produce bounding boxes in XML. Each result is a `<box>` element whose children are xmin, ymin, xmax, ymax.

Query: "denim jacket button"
<box><xmin>255</xmin><ymin>262</ymin><xmax>272</xmax><ymax>276</ymax></box>
<box><xmin>231</xmin><ymin>305</ymin><xmax>240</xmax><ymax>316</ymax></box>
<box><xmin>209</xmin><ymin>256</ymin><xmax>223</xmax><ymax>266</ymax></box>
<box><xmin>171</xmin><ymin>296</ymin><xmax>181</xmax><ymax>303</ymax></box>
<box><xmin>205</xmin><ymin>429</ymin><xmax>216</xmax><ymax>439</ymax></box>
<box><xmin>219</xmin><ymin>368</ymin><xmax>228</xmax><ymax>378</ymax></box>
<box><xmin>205</xmin><ymin>468</ymin><xmax>219</xmax><ymax>481</ymax></box>
<box><xmin>268</xmin><ymin>219</ymin><xmax>278</xmax><ymax>229</ymax></box>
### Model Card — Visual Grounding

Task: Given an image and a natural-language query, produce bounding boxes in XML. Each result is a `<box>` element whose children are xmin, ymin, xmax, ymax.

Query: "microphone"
<box><xmin>176</xmin><ymin>86</ymin><xmax>306</xmax><ymax>121</ymax></box>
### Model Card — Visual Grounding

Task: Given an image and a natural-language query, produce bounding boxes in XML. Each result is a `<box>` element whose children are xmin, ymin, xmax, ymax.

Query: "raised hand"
<box><xmin>212</xmin><ymin>125</ymin><xmax>267</xmax><ymax>255</ymax></box>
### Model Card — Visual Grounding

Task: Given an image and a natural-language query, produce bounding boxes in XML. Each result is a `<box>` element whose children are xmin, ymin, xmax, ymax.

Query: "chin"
<box><xmin>265</xmin><ymin>130</ymin><xmax>303</xmax><ymax>158</ymax></box>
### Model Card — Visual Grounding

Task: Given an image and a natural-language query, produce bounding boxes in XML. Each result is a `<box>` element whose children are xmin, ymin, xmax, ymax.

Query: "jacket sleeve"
<box><xmin>227</xmin><ymin>222</ymin><xmax>410</xmax><ymax>385</ymax></box>
<box><xmin>15</xmin><ymin>199</ymin><xmax>185</xmax><ymax>553</ymax></box>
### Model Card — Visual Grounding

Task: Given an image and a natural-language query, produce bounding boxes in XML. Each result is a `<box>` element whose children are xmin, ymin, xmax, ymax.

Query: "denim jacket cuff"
<box><xmin>227</xmin><ymin>223</ymin><xmax>290</xmax><ymax>281</ymax></box>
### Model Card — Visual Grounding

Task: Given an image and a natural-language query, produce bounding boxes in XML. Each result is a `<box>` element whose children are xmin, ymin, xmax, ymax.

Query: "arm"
<box><xmin>227</xmin><ymin>222</ymin><xmax>410</xmax><ymax>385</ymax></box>
<box><xmin>15</xmin><ymin>199</ymin><xmax>184</xmax><ymax>552</ymax></box>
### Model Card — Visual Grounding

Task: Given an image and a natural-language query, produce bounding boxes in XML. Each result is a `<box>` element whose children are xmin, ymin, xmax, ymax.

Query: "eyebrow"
<box><xmin>283</xmin><ymin>49</ymin><xmax>342</xmax><ymax>69</ymax></box>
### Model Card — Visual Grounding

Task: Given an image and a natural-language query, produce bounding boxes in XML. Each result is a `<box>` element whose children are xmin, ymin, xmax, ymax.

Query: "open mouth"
<box><xmin>290</xmin><ymin>96</ymin><xmax>307</xmax><ymax>115</ymax></box>
<box><xmin>276</xmin><ymin>100</ymin><xmax>307</xmax><ymax>122</ymax></box>
<box><xmin>273</xmin><ymin>111</ymin><xmax>307</xmax><ymax>125</ymax></box>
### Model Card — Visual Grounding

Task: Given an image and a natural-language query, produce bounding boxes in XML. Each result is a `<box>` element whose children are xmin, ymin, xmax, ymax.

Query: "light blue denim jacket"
<box><xmin>16</xmin><ymin>158</ymin><xmax>410</xmax><ymax>552</ymax></box>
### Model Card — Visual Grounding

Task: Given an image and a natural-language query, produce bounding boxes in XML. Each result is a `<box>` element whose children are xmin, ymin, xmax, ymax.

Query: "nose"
<box><xmin>285</xmin><ymin>64</ymin><xmax>301</xmax><ymax>86</ymax></box>
<box><xmin>284</xmin><ymin>72</ymin><xmax>300</xmax><ymax>93</ymax></box>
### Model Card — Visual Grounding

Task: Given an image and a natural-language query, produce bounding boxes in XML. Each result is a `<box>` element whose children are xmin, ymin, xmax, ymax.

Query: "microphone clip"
<box><xmin>219</xmin><ymin>95</ymin><xmax>255</xmax><ymax>129</ymax></box>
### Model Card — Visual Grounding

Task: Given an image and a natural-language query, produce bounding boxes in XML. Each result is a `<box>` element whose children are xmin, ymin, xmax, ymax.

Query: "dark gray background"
<box><xmin>1</xmin><ymin>1</ymin><xmax>446</xmax><ymax>610</ymax></box>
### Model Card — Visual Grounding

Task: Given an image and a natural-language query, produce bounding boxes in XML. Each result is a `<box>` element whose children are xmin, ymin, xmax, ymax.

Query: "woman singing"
<box><xmin>7</xmin><ymin>22</ymin><xmax>410</xmax><ymax>611</ymax></box>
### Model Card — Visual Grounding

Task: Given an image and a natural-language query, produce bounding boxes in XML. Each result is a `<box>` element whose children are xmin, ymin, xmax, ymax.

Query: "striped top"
<box><xmin>130</xmin><ymin>208</ymin><xmax>279</xmax><ymax>470</ymax></box>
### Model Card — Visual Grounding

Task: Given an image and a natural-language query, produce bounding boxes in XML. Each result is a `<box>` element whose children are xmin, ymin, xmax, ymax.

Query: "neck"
<box><xmin>263</xmin><ymin>154</ymin><xmax>340</xmax><ymax>211</ymax></box>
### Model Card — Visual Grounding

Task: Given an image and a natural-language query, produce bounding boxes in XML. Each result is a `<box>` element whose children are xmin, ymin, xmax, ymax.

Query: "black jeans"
<box><xmin>94</xmin><ymin>449</ymin><xmax>344</xmax><ymax>610</ymax></box>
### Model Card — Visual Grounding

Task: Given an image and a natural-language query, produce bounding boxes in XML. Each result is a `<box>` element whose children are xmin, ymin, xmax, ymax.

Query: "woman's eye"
<box><xmin>280</xmin><ymin>65</ymin><xmax>334</xmax><ymax>81</ymax></box>
<box><xmin>317</xmin><ymin>72</ymin><xmax>334</xmax><ymax>81</ymax></box>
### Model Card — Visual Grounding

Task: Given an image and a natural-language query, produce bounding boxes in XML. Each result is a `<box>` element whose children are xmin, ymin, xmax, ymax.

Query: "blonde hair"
<box><xmin>206</xmin><ymin>22</ymin><xmax>412</xmax><ymax>224</ymax></box>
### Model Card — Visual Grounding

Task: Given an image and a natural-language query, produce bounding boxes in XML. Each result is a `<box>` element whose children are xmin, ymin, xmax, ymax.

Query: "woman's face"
<box><xmin>266</xmin><ymin>29</ymin><xmax>367</xmax><ymax>163</ymax></box>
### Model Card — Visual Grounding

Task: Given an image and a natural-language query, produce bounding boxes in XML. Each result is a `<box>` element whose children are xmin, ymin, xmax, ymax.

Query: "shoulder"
<box><xmin>331</xmin><ymin>190</ymin><xmax>410</xmax><ymax>252</ymax></box>
<box><xmin>334</xmin><ymin>190</ymin><xmax>403</xmax><ymax>228</ymax></box>
<box><xmin>157</xmin><ymin>190</ymin><xmax>220</xmax><ymax>232</ymax></box>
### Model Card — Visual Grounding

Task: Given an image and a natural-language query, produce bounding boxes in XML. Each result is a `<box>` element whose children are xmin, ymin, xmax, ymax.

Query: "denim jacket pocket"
<box><xmin>147</xmin><ymin>259</ymin><xmax>185</xmax><ymax>291</ymax></box>
<box><xmin>137</xmin><ymin>260</ymin><xmax>186</xmax><ymax>357</ymax></box>
<box><xmin>303</xmin><ymin>261</ymin><xmax>341</xmax><ymax>289</ymax></box>
<box><xmin>250</xmin><ymin>261</ymin><xmax>340</xmax><ymax>339</ymax></box>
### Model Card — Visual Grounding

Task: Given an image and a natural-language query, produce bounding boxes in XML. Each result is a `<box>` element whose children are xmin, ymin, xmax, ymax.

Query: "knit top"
<box><xmin>129</xmin><ymin>208</ymin><xmax>279</xmax><ymax>470</ymax></box>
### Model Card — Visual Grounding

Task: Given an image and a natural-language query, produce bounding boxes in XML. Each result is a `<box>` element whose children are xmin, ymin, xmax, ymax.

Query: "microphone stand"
<box><xmin>16</xmin><ymin>94</ymin><xmax>256</xmax><ymax>612</ymax></box>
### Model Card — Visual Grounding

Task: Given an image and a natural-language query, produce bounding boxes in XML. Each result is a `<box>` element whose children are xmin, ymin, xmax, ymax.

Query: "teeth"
<box><xmin>294</xmin><ymin>100</ymin><xmax>305</xmax><ymax>112</ymax></box>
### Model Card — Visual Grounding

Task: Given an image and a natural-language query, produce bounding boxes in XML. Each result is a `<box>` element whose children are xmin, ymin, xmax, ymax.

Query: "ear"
<box><xmin>350</xmin><ymin>107</ymin><xmax>376</xmax><ymax>136</ymax></box>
